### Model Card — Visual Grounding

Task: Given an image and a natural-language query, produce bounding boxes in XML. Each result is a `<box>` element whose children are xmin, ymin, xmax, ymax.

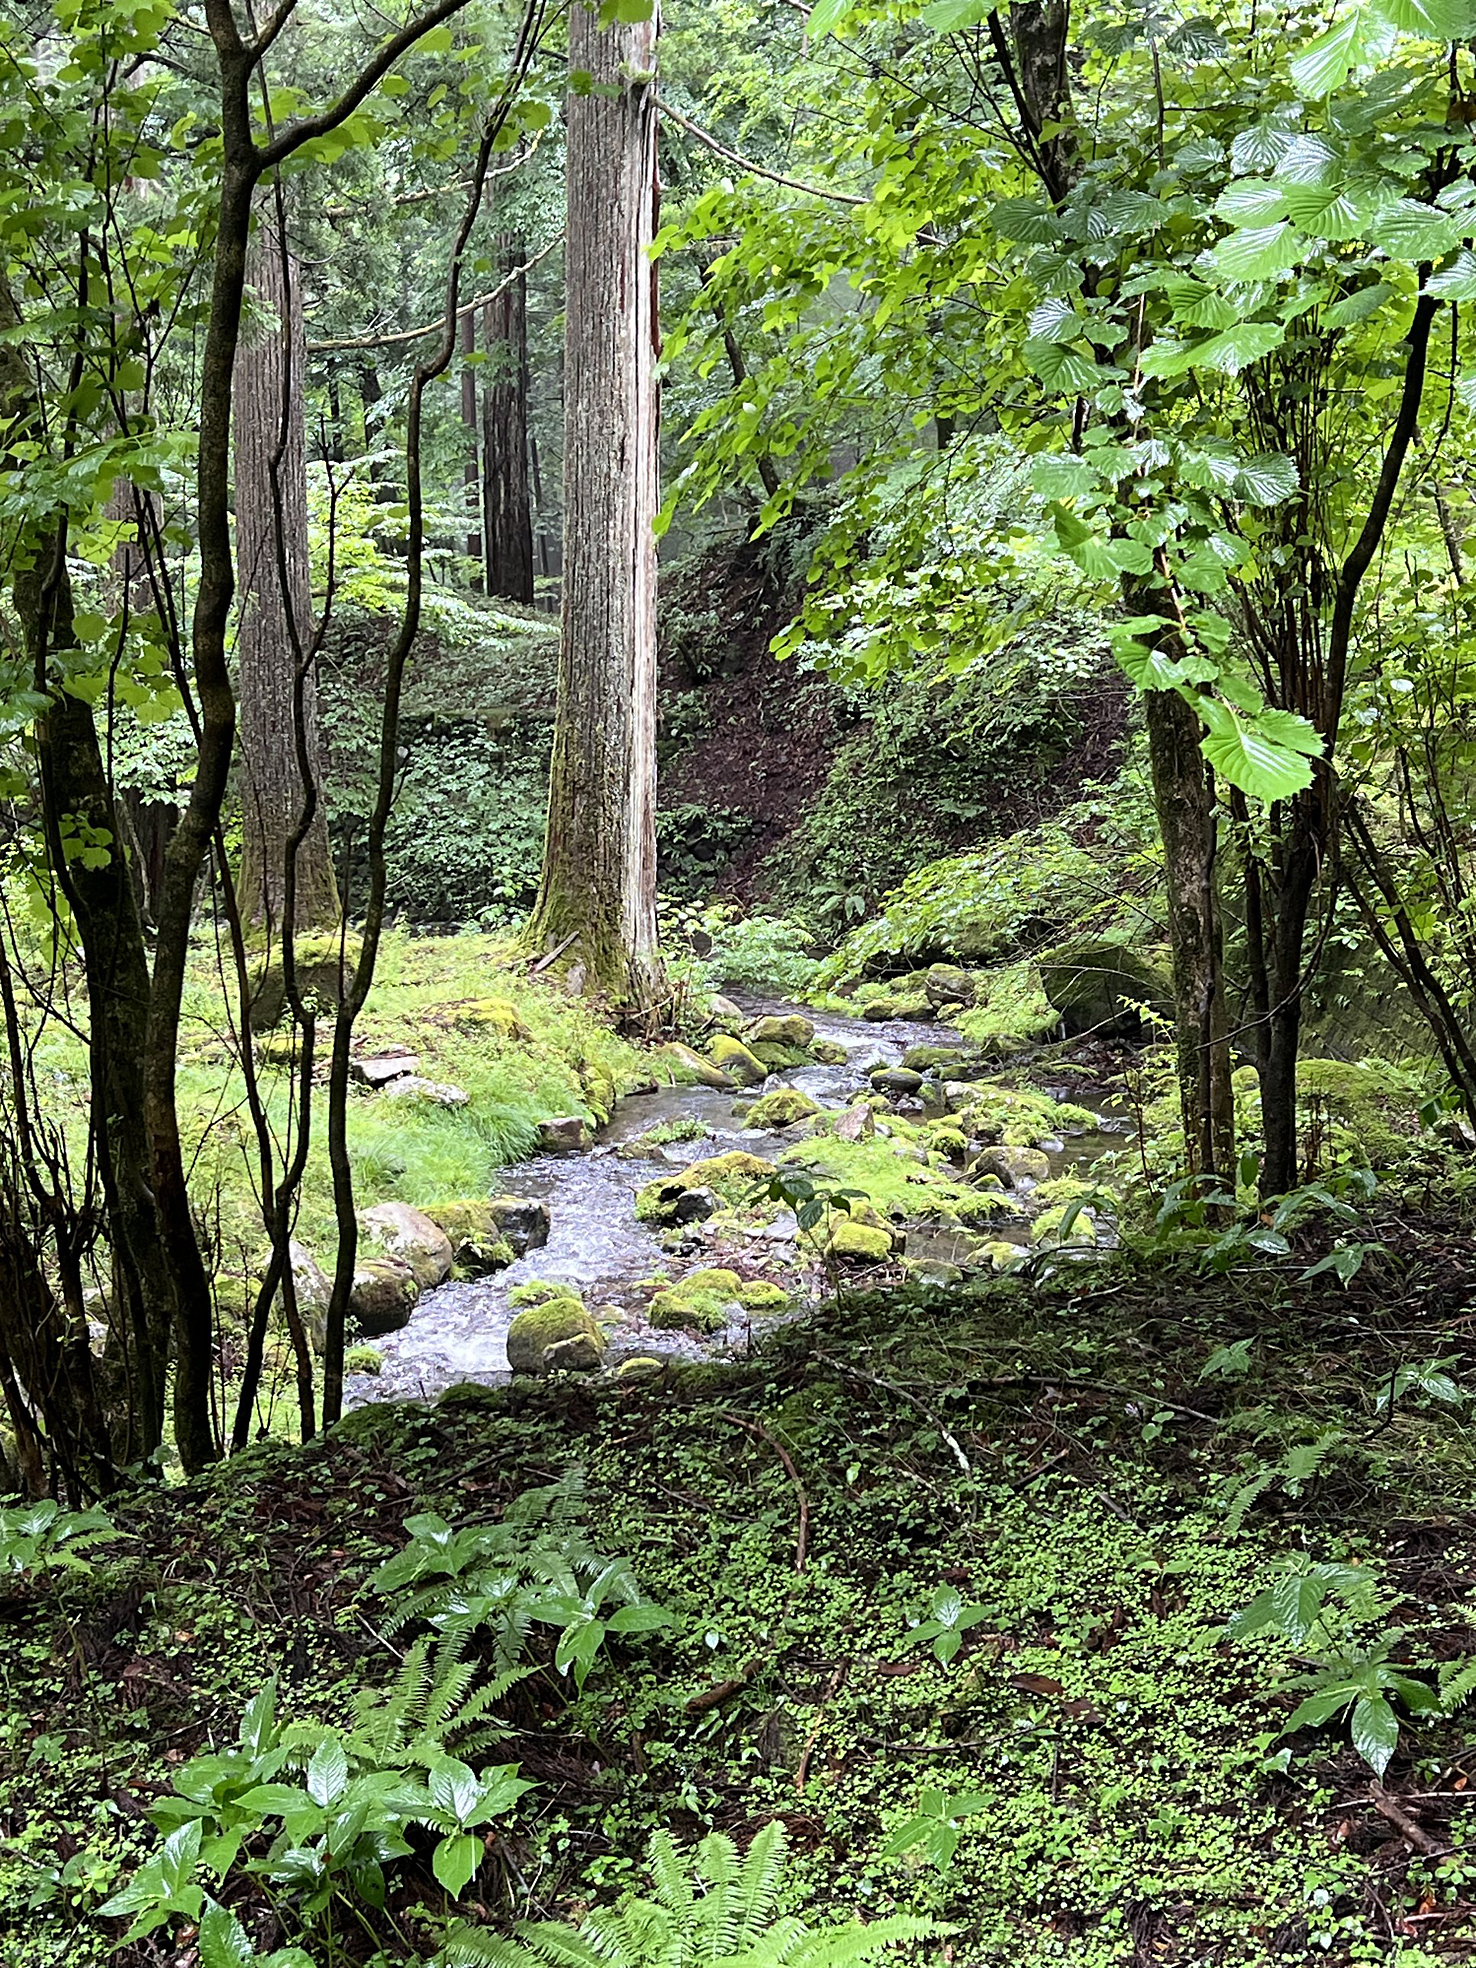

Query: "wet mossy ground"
<box><xmin>6</xmin><ymin>1206</ymin><xmax>1476</xmax><ymax>1966</ymax></box>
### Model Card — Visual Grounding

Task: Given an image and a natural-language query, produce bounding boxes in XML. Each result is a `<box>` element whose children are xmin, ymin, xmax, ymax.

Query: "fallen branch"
<box><xmin>814</xmin><ymin>1352</ymin><xmax>972</xmax><ymax>1475</ymax></box>
<box><xmin>1369</xmin><ymin>1781</ymin><xmax>1443</xmax><ymax>1856</ymax></box>
<box><xmin>685</xmin><ymin>1657</ymin><xmax>762</xmax><ymax>1714</ymax></box>
<box><xmin>721</xmin><ymin>1412</ymin><xmax>810</xmax><ymax>1572</ymax></box>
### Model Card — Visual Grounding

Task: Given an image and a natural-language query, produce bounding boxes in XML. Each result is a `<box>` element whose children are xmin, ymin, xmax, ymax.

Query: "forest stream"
<box><xmin>346</xmin><ymin>999</ymin><xmax>1130</xmax><ymax>1407</ymax></box>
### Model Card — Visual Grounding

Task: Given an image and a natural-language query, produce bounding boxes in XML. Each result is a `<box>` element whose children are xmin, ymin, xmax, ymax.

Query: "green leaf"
<box><xmin>1272</xmin><ymin>1568</ymin><xmax>1329</xmax><ymax>1645</ymax></box>
<box><xmin>1025</xmin><ymin>339</ymin><xmax>1102</xmax><ymax>392</ymax></box>
<box><xmin>1280</xmin><ymin>184</ymin><xmax>1375</xmax><ymax>241</ymax></box>
<box><xmin>992</xmin><ymin>198</ymin><xmax>1064</xmax><ymax>245</ymax></box>
<box><xmin>1375</xmin><ymin>0</ymin><xmax>1476</xmax><ymax>37</ymax></box>
<box><xmin>1291</xmin><ymin>10</ymin><xmax>1383</xmax><ymax>94</ymax></box>
<box><xmin>305</xmin><ymin>1738</ymin><xmax>348</xmax><ymax>1809</ymax></box>
<box><xmin>1206</xmin><ymin>223</ymin><xmax>1306</xmax><ymax>282</ymax></box>
<box><xmin>1350</xmin><ymin>1692</ymin><xmax>1399</xmax><ymax>1776</ymax></box>
<box><xmin>1198</xmin><ymin>700</ymin><xmax>1322</xmax><ymax>801</ymax></box>
<box><xmin>1235</xmin><ymin>452</ymin><xmax>1300</xmax><ymax>506</ymax></box>
<box><xmin>1198</xmin><ymin>322</ymin><xmax>1286</xmax><ymax>375</ymax></box>
<box><xmin>1027</xmin><ymin>296</ymin><xmax>1084</xmax><ymax>343</ymax></box>
<box><xmin>805</xmin><ymin>0</ymin><xmax>856</xmax><ymax>32</ymax></box>
<box><xmin>1428</xmin><ymin>249</ymin><xmax>1476</xmax><ymax>299</ymax></box>
<box><xmin>1029</xmin><ymin>452</ymin><xmax>1098</xmax><ymax>498</ymax></box>
<box><xmin>1214</xmin><ymin>182</ymin><xmax>1290</xmax><ymax>226</ymax></box>
<box><xmin>199</xmin><ymin>1903</ymin><xmax>254</xmax><ymax>1968</ymax></box>
<box><xmin>1369</xmin><ymin>198</ymin><xmax>1461</xmax><ymax>261</ymax></box>
<box><xmin>432</xmin><ymin>1830</ymin><xmax>481</xmax><ymax>1897</ymax></box>
<box><xmin>920</xmin><ymin>0</ymin><xmax>989</xmax><ymax>26</ymax></box>
<box><xmin>1322</xmin><ymin>281</ymin><xmax>1393</xmax><ymax>326</ymax></box>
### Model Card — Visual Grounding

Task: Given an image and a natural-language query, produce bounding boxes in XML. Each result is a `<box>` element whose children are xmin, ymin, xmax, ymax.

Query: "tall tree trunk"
<box><xmin>1146</xmin><ymin>688</ymin><xmax>1235</xmax><ymax>1179</ymax></box>
<box><xmin>524</xmin><ymin>0</ymin><xmax>662</xmax><ymax>1006</ymax></box>
<box><xmin>482</xmin><ymin>233</ymin><xmax>535</xmax><ymax>602</ymax></box>
<box><xmin>460</xmin><ymin>309</ymin><xmax>483</xmax><ymax>585</ymax></box>
<box><xmin>235</xmin><ymin>215</ymin><xmax>340</xmax><ymax>937</ymax></box>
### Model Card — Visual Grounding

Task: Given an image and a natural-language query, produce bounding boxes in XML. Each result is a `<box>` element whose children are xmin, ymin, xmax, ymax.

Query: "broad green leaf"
<box><xmin>992</xmin><ymin>197</ymin><xmax>1064</xmax><ymax>244</ymax></box>
<box><xmin>1350</xmin><ymin>1692</ymin><xmax>1399</xmax><ymax>1776</ymax></box>
<box><xmin>199</xmin><ymin>1903</ymin><xmax>254</xmax><ymax>1968</ymax></box>
<box><xmin>806</xmin><ymin>0</ymin><xmax>857</xmax><ymax>32</ymax></box>
<box><xmin>1235</xmin><ymin>452</ymin><xmax>1300</xmax><ymax>506</ymax></box>
<box><xmin>1280</xmin><ymin>184</ymin><xmax>1374</xmax><ymax>241</ymax></box>
<box><xmin>1161</xmin><ymin>276</ymin><xmax>1241</xmax><ymax>329</ymax></box>
<box><xmin>1025</xmin><ymin>338</ymin><xmax>1103</xmax><ymax>393</ymax></box>
<box><xmin>1369</xmin><ymin>199</ymin><xmax>1461</xmax><ymax>261</ymax></box>
<box><xmin>1137</xmin><ymin>338</ymin><xmax>1198</xmax><ymax>380</ymax></box>
<box><xmin>429</xmin><ymin>1756</ymin><xmax>481</xmax><ymax>1826</ymax></box>
<box><xmin>1322</xmin><ymin>281</ymin><xmax>1393</xmax><ymax>326</ymax></box>
<box><xmin>1214</xmin><ymin>182</ymin><xmax>1290</xmax><ymax>226</ymax></box>
<box><xmin>1428</xmin><ymin>249</ymin><xmax>1476</xmax><ymax>299</ymax></box>
<box><xmin>1199</xmin><ymin>322</ymin><xmax>1285</xmax><ymax>375</ymax></box>
<box><xmin>1027</xmin><ymin>296</ymin><xmax>1083</xmax><ymax>343</ymax></box>
<box><xmin>1375</xmin><ymin>0</ymin><xmax>1476</xmax><ymax>36</ymax></box>
<box><xmin>1117</xmin><ymin>641</ymin><xmax>1199</xmax><ymax>690</ymax></box>
<box><xmin>1198</xmin><ymin>699</ymin><xmax>1322</xmax><ymax>801</ymax></box>
<box><xmin>1206</xmin><ymin>223</ymin><xmax>1306</xmax><ymax>282</ymax></box>
<box><xmin>433</xmin><ymin>1830</ymin><xmax>482</xmax><ymax>1897</ymax></box>
<box><xmin>1291</xmin><ymin>10</ymin><xmax>1381</xmax><ymax>94</ymax></box>
<box><xmin>1271</xmin><ymin>1568</ymin><xmax>1328</xmax><ymax>1644</ymax></box>
<box><xmin>920</xmin><ymin>0</ymin><xmax>989</xmax><ymax>25</ymax></box>
<box><xmin>1231</xmin><ymin>124</ymin><xmax>1290</xmax><ymax>174</ymax></box>
<box><xmin>1276</xmin><ymin>133</ymin><xmax>1343</xmax><ymax>185</ymax></box>
<box><xmin>1030</xmin><ymin>452</ymin><xmax>1098</xmax><ymax>498</ymax></box>
<box><xmin>306</xmin><ymin>1737</ymin><xmax>348</xmax><ymax>1809</ymax></box>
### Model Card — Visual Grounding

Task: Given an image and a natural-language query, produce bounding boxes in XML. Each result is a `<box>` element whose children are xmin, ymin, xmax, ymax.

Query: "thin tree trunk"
<box><xmin>482</xmin><ymin>233</ymin><xmax>535</xmax><ymax>602</ymax></box>
<box><xmin>523</xmin><ymin>0</ymin><xmax>663</xmax><ymax>1007</ymax></box>
<box><xmin>235</xmin><ymin>215</ymin><xmax>340</xmax><ymax>937</ymax></box>
<box><xmin>1146</xmin><ymin>688</ymin><xmax>1235</xmax><ymax>1180</ymax></box>
<box><xmin>460</xmin><ymin>308</ymin><xmax>483</xmax><ymax>585</ymax></box>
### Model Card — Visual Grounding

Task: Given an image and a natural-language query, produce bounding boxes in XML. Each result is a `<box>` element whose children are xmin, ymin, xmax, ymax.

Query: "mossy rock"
<box><xmin>1031</xmin><ymin>1203</ymin><xmax>1098</xmax><ymax>1247</ymax></box>
<box><xmin>737</xmin><ymin>1278</ymin><xmax>790</xmax><ymax>1314</ymax></box>
<box><xmin>744</xmin><ymin>1013</ymin><xmax>815</xmax><ymax>1050</ymax></box>
<box><xmin>506</xmin><ymin>1277</ymin><xmax>582</xmax><ymax>1310</ymax></box>
<box><xmin>247</xmin><ymin>931</ymin><xmax>361</xmax><ymax>1035</ymax></box>
<box><xmin>635</xmin><ymin>1151</ymin><xmax>773</xmax><ymax>1225</ymax></box>
<box><xmin>425</xmin><ymin>1200</ymin><xmax>516</xmax><ymax>1277</ymax></box>
<box><xmin>506</xmin><ymin>1296</ymin><xmax>605</xmax><ymax>1375</ymax></box>
<box><xmin>750</xmin><ymin>1040</ymin><xmax>811</xmax><ymax>1071</ymax></box>
<box><xmin>345</xmin><ymin>1344</ymin><xmax>383</xmax><ymax>1376</ymax></box>
<box><xmin>901</xmin><ymin>1044</ymin><xmax>972</xmax><ymax>1075</ymax></box>
<box><xmin>707</xmin><ymin>1034</ymin><xmax>768</xmax><ymax>1088</ymax></box>
<box><xmin>809</xmin><ymin>1037</ymin><xmax>849</xmax><ymax>1066</ymax></box>
<box><xmin>457</xmin><ymin>996</ymin><xmax>534</xmax><ymax>1041</ymax></box>
<box><xmin>488</xmin><ymin>1196</ymin><xmax>551</xmax><ymax>1257</ymax></box>
<box><xmin>581</xmin><ymin>1063</ymin><xmax>620</xmax><ymax>1127</ymax></box>
<box><xmin>1038</xmin><ymin>937</ymin><xmax>1173</xmax><ymax>1039</ymax></box>
<box><xmin>927</xmin><ymin>1125</ymin><xmax>969</xmax><ymax>1162</ymax></box>
<box><xmin>924</xmin><ymin>963</ymin><xmax>975</xmax><ymax>1007</ymax></box>
<box><xmin>825</xmin><ymin>1219</ymin><xmax>895</xmax><ymax>1265</ymax></box>
<box><xmin>661</xmin><ymin>1041</ymin><xmax>736</xmax><ymax>1091</ymax></box>
<box><xmin>972</xmin><ymin>1144</ymin><xmax>1051</xmax><ymax>1189</ymax></box>
<box><xmin>981</xmin><ymin>1239</ymin><xmax>1025</xmax><ymax>1270</ymax></box>
<box><xmin>747</xmin><ymin>1087</ymin><xmax>821</xmax><ymax>1130</ymax></box>
<box><xmin>649</xmin><ymin>1267</ymin><xmax>745</xmax><ymax>1333</ymax></box>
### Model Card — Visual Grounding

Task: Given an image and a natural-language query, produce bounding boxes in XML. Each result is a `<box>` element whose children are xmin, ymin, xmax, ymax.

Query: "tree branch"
<box><xmin>306</xmin><ymin>232</ymin><xmax>561</xmax><ymax>352</ymax></box>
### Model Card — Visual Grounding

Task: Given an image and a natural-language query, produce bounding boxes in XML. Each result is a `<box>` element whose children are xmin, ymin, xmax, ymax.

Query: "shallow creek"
<box><xmin>345</xmin><ymin>998</ymin><xmax>1128</xmax><ymax>1409</ymax></box>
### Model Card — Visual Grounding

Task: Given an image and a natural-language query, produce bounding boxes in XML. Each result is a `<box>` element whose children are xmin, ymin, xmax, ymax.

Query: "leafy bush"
<box><xmin>700</xmin><ymin>908</ymin><xmax>822</xmax><ymax>996</ymax></box>
<box><xmin>0</xmin><ymin>1501</ymin><xmax>116</xmax><ymax>1582</ymax></box>
<box><xmin>815</xmin><ymin>818</ymin><xmax>1150</xmax><ymax>989</ymax></box>
<box><xmin>440</xmin><ymin>1819</ymin><xmax>935</xmax><ymax>1968</ymax></box>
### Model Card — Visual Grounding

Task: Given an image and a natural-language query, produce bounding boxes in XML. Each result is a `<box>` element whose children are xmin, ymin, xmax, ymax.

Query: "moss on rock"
<box><xmin>746</xmin><ymin>1087</ymin><xmax>821</xmax><ymax>1129</ymax></box>
<box><xmin>826</xmin><ymin>1220</ymin><xmax>895</xmax><ymax>1264</ymax></box>
<box><xmin>635</xmin><ymin>1151</ymin><xmax>773</xmax><ymax>1224</ymax></box>
<box><xmin>649</xmin><ymin>1267</ymin><xmax>745</xmax><ymax>1333</ymax></box>
<box><xmin>707</xmin><ymin>1034</ymin><xmax>768</xmax><ymax>1088</ymax></box>
<box><xmin>745</xmin><ymin>1013</ymin><xmax>815</xmax><ymax>1050</ymax></box>
<box><xmin>505</xmin><ymin>1296</ymin><xmax>605</xmax><ymax>1375</ymax></box>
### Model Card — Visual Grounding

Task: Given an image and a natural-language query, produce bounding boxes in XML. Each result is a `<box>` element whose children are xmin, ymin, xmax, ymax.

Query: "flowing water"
<box><xmin>345</xmin><ymin>999</ymin><xmax>1129</xmax><ymax>1409</ymax></box>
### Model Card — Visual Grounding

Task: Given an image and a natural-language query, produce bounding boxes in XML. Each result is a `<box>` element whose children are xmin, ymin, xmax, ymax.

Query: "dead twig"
<box><xmin>720</xmin><ymin>1413</ymin><xmax>810</xmax><ymax>1573</ymax></box>
<box><xmin>794</xmin><ymin>1662</ymin><xmax>848</xmax><ymax>1794</ymax></box>
<box><xmin>1369</xmin><ymin>1780</ymin><xmax>1443</xmax><ymax>1856</ymax></box>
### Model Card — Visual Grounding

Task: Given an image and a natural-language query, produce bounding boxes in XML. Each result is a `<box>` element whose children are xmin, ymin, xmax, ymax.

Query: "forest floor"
<box><xmin>7</xmin><ymin>1207</ymin><xmax>1476</xmax><ymax>1967</ymax></box>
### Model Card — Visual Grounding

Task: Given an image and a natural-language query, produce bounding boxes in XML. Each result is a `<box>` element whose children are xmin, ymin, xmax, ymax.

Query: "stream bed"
<box><xmin>345</xmin><ymin>998</ymin><xmax>1130</xmax><ymax>1409</ymax></box>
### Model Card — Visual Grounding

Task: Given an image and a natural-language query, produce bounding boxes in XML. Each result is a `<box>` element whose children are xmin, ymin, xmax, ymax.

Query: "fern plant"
<box><xmin>439</xmin><ymin>1821</ymin><xmax>937</xmax><ymax>1968</ymax></box>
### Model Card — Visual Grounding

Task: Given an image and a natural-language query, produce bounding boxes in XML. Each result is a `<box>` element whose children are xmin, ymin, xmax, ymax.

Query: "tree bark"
<box><xmin>524</xmin><ymin>0</ymin><xmax>663</xmax><ymax>1006</ymax></box>
<box><xmin>482</xmin><ymin>233</ymin><xmax>535</xmax><ymax>602</ymax></box>
<box><xmin>460</xmin><ymin>308</ymin><xmax>483</xmax><ymax>584</ymax></box>
<box><xmin>1146</xmin><ymin>688</ymin><xmax>1235</xmax><ymax>1179</ymax></box>
<box><xmin>235</xmin><ymin>215</ymin><xmax>340</xmax><ymax>937</ymax></box>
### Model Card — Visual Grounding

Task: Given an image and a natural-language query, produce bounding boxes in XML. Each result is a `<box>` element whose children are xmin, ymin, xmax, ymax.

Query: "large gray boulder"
<box><xmin>359</xmin><ymin>1202</ymin><xmax>453</xmax><ymax>1290</ymax></box>
<box><xmin>349</xmin><ymin>1256</ymin><xmax>420</xmax><ymax>1335</ymax></box>
<box><xmin>1038</xmin><ymin>937</ymin><xmax>1174</xmax><ymax>1039</ymax></box>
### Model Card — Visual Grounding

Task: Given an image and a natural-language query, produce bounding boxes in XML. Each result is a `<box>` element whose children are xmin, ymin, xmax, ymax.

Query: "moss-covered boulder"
<box><xmin>488</xmin><ymin>1196</ymin><xmax>551</xmax><ymax>1257</ymax></box>
<box><xmin>825</xmin><ymin>1220</ymin><xmax>895</xmax><ymax>1265</ymax></box>
<box><xmin>505</xmin><ymin>1295</ymin><xmax>605</xmax><ymax>1374</ymax></box>
<box><xmin>707</xmin><ymin>1034</ymin><xmax>768</xmax><ymax>1088</ymax></box>
<box><xmin>349</xmin><ymin>1256</ymin><xmax>420</xmax><ymax>1336</ymax></box>
<box><xmin>745</xmin><ymin>1013</ymin><xmax>814</xmax><ymax>1051</ymax></box>
<box><xmin>426</xmin><ymin>1201</ymin><xmax>516</xmax><ymax>1277</ymax></box>
<box><xmin>751</xmin><ymin>1041</ymin><xmax>811</xmax><ymax>1071</ymax></box>
<box><xmin>661</xmin><ymin>1041</ymin><xmax>736</xmax><ymax>1091</ymax></box>
<box><xmin>924</xmin><ymin>963</ymin><xmax>975</xmax><ymax>1008</ymax></box>
<box><xmin>247</xmin><ymin>932</ymin><xmax>360</xmax><ymax>1034</ymax></box>
<box><xmin>649</xmin><ymin>1268</ymin><xmax>745</xmax><ymax>1332</ymax></box>
<box><xmin>359</xmin><ymin>1202</ymin><xmax>453</xmax><ymax>1290</ymax></box>
<box><xmin>737</xmin><ymin>1278</ymin><xmax>790</xmax><ymax>1313</ymax></box>
<box><xmin>971</xmin><ymin>1144</ymin><xmax>1052</xmax><ymax>1189</ymax></box>
<box><xmin>810</xmin><ymin>1037</ymin><xmax>849</xmax><ymax>1066</ymax></box>
<box><xmin>1039</xmin><ymin>937</ymin><xmax>1173</xmax><ymax>1039</ymax></box>
<box><xmin>457</xmin><ymin>996</ymin><xmax>533</xmax><ymax>1041</ymax></box>
<box><xmin>746</xmin><ymin>1087</ymin><xmax>821</xmax><ymax>1130</ymax></box>
<box><xmin>870</xmin><ymin>1067</ymin><xmax>925</xmax><ymax>1098</ymax></box>
<box><xmin>635</xmin><ymin>1151</ymin><xmax>773</xmax><ymax>1224</ymax></box>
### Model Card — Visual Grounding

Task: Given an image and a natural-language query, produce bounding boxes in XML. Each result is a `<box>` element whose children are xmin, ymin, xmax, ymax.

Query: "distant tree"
<box><xmin>524</xmin><ymin>1</ymin><xmax>662</xmax><ymax>1007</ymax></box>
<box><xmin>483</xmin><ymin>232</ymin><xmax>535</xmax><ymax>603</ymax></box>
<box><xmin>235</xmin><ymin>212</ymin><xmax>340</xmax><ymax>939</ymax></box>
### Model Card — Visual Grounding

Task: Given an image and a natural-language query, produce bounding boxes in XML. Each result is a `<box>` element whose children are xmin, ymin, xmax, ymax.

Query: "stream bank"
<box><xmin>346</xmin><ymin>997</ymin><xmax>1131</xmax><ymax>1407</ymax></box>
